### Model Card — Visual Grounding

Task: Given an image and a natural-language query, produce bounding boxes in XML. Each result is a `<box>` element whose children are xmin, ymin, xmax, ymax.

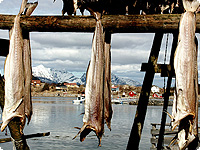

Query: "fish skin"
<box><xmin>173</xmin><ymin>11</ymin><xmax>198</xmax><ymax>149</ymax></box>
<box><xmin>23</xmin><ymin>2</ymin><xmax>38</xmax><ymax>124</ymax></box>
<box><xmin>1</xmin><ymin>1</ymin><xmax>38</xmax><ymax>132</ymax></box>
<box><xmin>104</xmin><ymin>32</ymin><xmax>112</xmax><ymax>130</ymax></box>
<box><xmin>24</xmin><ymin>2</ymin><xmax>38</xmax><ymax>16</ymax></box>
<box><xmin>74</xmin><ymin>12</ymin><xmax>104</xmax><ymax>146</ymax></box>
<box><xmin>182</xmin><ymin>0</ymin><xmax>200</xmax><ymax>12</ymax></box>
<box><xmin>1</xmin><ymin>14</ymin><xmax>25</xmax><ymax>132</ymax></box>
<box><xmin>19</xmin><ymin>0</ymin><xmax>28</xmax><ymax>15</ymax></box>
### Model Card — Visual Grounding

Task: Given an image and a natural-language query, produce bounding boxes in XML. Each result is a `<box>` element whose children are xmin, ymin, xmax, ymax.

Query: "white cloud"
<box><xmin>0</xmin><ymin>1</ymin><xmax>187</xmax><ymax>87</ymax></box>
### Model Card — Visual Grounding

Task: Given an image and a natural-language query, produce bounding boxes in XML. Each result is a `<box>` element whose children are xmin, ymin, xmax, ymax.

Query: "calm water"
<box><xmin>0</xmin><ymin>97</ymin><xmax>173</xmax><ymax>150</ymax></box>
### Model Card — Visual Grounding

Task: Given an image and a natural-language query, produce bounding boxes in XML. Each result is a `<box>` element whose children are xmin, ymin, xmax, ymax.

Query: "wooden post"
<box><xmin>157</xmin><ymin>32</ymin><xmax>178</xmax><ymax>150</ymax></box>
<box><xmin>0</xmin><ymin>39</ymin><xmax>9</xmax><ymax>57</ymax></box>
<box><xmin>127</xmin><ymin>32</ymin><xmax>163</xmax><ymax>149</ymax></box>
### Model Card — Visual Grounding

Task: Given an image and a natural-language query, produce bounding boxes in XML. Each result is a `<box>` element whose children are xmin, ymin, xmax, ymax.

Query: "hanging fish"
<box><xmin>53</xmin><ymin>0</ymin><xmax>77</xmax><ymax>15</ymax></box>
<box><xmin>23</xmin><ymin>2</ymin><xmax>38</xmax><ymax>124</ymax></box>
<box><xmin>1</xmin><ymin>14</ymin><xmax>25</xmax><ymax>132</ymax></box>
<box><xmin>1</xmin><ymin>1</ymin><xmax>38</xmax><ymax>132</ymax></box>
<box><xmin>172</xmin><ymin>0</ymin><xmax>199</xmax><ymax>148</ymax></box>
<box><xmin>104</xmin><ymin>32</ymin><xmax>112</xmax><ymax>130</ymax></box>
<box><xmin>73</xmin><ymin>12</ymin><xmax>105</xmax><ymax>146</ymax></box>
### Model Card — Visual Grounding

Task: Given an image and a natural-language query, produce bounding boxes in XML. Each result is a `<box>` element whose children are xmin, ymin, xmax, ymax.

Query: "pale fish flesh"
<box><xmin>23</xmin><ymin>2</ymin><xmax>38</xmax><ymax>124</ymax></box>
<box><xmin>182</xmin><ymin>0</ymin><xmax>200</xmax><ymax>12</ymax></box>
<box><xmin>1</xmin><ymin>14</ymin><xmax>25</xmax><ymax>132</ymax></box>
<box><xmin>173</xmin><ymin>11</ymin><xmax>198</xmax><ymax>149</ymax></box>
<box><xmin>74</xmin><ymin>13</ymin><xmax>104</xmax><ymax>146</ymax></box>
<box><xmin>104</xmin><ymin>32</ymin><xmax>112</xmax><ymax>130</ymax></box>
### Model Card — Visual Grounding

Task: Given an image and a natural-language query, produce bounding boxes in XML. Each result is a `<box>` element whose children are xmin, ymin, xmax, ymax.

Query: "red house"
<box><xmin>31</xmin><ymin>80</ymin><xmax>41</xmax><ymax>85</ymax></box>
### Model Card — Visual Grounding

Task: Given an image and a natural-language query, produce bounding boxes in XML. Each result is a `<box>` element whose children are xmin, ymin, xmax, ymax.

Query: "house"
<box><xmin>31</xmin><ymin>80</ymin><xmax>41</xmax><ymax>86</ymax></box>
<box><xmin>151</xmin><ymin>85</ymin><xmax>160</xmax><ymax>93</ymax></box>
<box><xmin>129</xmin><ymin>91</ymin><xmax>136</xmax><ymax>97</ymax></box>
<box><xmin>111</xmin><ymin>85</ymin><xmax>119</xmax><ymax>92</ymax></box>
<box><xmin>56</xmin><ymin>85</ymin><xmax>68</xmax><ymax>92</ymax></box>
<box><xmin>63</xmin><ymin>83</ymin><xmax>78</xmax><ymax>88</ymax></box>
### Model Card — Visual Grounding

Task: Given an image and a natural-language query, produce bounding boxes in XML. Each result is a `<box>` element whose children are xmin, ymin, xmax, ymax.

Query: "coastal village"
<box><xmin>31</xmin><ymin>78</ymin><xmax>166</xmax><ymax>99</ymax></box>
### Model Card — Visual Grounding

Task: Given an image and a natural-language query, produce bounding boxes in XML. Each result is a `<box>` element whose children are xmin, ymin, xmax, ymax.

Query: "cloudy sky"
<box><xmin>0</xmin><ymin>0</ymin><xmax>200</xmax><ymax>87</ymax></box>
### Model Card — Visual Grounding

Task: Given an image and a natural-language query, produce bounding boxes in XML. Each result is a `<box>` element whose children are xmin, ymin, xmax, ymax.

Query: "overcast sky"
<box><xmin>0</xmin><ymin>0</ymin><xmax>200</xmax><ymax>87</ymax></box>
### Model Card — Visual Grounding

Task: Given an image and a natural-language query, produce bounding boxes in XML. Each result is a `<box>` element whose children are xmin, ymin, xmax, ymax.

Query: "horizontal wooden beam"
<box><xmin>141</xmin><ymin>63</ymin><xmax>175</xmax><ymax>77</ymax></box>
<box><xmin>0</xmin><ymin>14</ymin><xmax>199</xmax><ymax>33</ymax></box>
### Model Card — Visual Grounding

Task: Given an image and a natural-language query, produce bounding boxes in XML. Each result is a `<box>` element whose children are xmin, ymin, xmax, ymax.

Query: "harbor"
<box><xmin>0</xmin><ymin>0</ymin><xmax>200</xmax><ymax>149</ymax></box>
<box><xmin>0</xmin><ymin>97</ymin><xmax>175</xmax><ymax>150</ymax></box>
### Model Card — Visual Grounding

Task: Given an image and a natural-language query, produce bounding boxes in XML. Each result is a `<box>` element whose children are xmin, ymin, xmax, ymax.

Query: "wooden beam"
<box><xmin>127</xmin><ymin>32</ymin><xmax>163</xmax><ymax>149</ymax></box>
<box><xmin>0</xmin><ymin>14</ymin><xmax>199</xmax><ymax>33</ymax></box>
<box><xmin>141</xmin><ymin>63</ymin><xmax>175</xmax><ymax>77</ymax></box>
<box><xmin>157</xmin><ymin>33</ymin><xmax>178</xmax><ymax>150</ymax></box>
<box><xmin>0</xmin><ymin>132</ymin><xmax>50</xmax><ymax>143</ymax></box>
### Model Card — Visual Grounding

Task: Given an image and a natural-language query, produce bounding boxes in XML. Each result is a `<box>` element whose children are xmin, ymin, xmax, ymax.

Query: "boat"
<box><xmin>72</xmin><ymin>96</ymin><xmax>85</xmax><ymax>104</ymax></box>
<box><xmin>111</xmin><ymin>97</ymin><xmax>135</xmax><ymax>104</ymax></box>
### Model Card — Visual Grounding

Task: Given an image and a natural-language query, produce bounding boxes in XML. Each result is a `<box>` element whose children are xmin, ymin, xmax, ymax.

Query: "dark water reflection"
<box><xmin>0</xmin><ymin>97</ymin><xmax>179</xmax><ymax>149</ymax></box>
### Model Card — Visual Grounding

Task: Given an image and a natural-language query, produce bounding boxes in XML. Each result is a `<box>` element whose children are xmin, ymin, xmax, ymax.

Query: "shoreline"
<box><xmin>32</xmin><ymin>91</ymin><xmax>200</xmax><ymax>106</ymax></box>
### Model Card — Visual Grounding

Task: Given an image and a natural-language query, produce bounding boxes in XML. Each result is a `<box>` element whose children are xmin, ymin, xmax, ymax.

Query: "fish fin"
<box><xmin>74</xmin><ymin>127</ymin><xmax>81</xmax><ymax>130</ymax></box>
<box><xmin>73</xmin><ymin>123</ymin><xmax>102</xmax><ymax>146</ymax></box>
<box><xmin>169</xmin><ymin>133</ymin><xmax>178</xmax><ymax>146</ymax></box>
<box><xmin>164</xmin><ymin>109</ymin><xmax>175</xmax><ymax>121</ymax></box>
<box><xmin>79</xmin><ymin>112</ymin><xmax>84</xmax><ymax>116</ymax></box>
<box><xmin>24</xmin><ymin>2</ymin><xmax>38</xmax><ymax>16</ymax></box>
<box><xmin>19</xmin><ymin>0</ymin><xmax>28</xmax><ymax>15</ymax></box>
<box><xmin>72</xmin><ymin>123</ymin><xmax>88</xmax><ymax>140</ymax></box>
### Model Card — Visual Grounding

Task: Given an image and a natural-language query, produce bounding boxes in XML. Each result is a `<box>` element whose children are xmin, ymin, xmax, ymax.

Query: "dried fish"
<box><xmin>104</xmin><ymin>32</ymin><xmax>112</xmax><ymax>130</ymax></box>
<box><xmin>172</xmin><ymin>1</ymin><xmax>199</xmax><ymax>148</ymax></box>
<box><xmin>53</xmin><ymin>0</ymin><xmax>77</xmax><ymax>15</ymax></box>
<box><xmin>1</xmin><ymin>1</ymin><xmax>38</xmax><ymax>132</ymax></box>
<box><xmin>74</xmin><ymin>12</ymin><xmax>105</xmax><ymax>146</ymax></box>
<box><xmin>1</xmin><ymin>14</ymin><xmax>25</xmax><ymax>132</ymax></box>
<box><xmin>23</xmin><ymin>2</ymin><xmax>38</xmax><ymax>124</ymax></box>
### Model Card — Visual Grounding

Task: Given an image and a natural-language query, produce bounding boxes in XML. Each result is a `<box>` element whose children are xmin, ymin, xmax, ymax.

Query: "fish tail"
<box><xmin>19</xmin><ymin>0</ymin><xmax>28</xmax><ymax>15</ymax></box>
<box><xmin>73</xmin><ymin>123</ymin><xmax>103</xmax><ymax>146</ymax></box>
<box><xmin>105</xmin><ymin>117</ymin><xmax>111</xmax><ymax>131</ymax></box>
<box><xmin>182</xmin><ymin>0</ymin><xmax>200</xmax><ymax>12</ymax></box>
<box><xmin>73</xmin><ymin>123</ymin><xmax>88</xmax><ymax>140</ymax></box>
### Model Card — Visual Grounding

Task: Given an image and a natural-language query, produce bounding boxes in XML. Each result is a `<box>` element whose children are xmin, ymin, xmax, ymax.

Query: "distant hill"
<box><xmin>32</xmin><ymin>65</ymin><xmax>141</xmax><ymax>86</ymax></box>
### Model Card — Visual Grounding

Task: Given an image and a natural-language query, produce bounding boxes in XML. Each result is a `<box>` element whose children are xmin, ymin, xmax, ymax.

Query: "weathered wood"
<box><xmin>151</xmin><ymin>129</ymin><xmax>178</xmax><ymax>136</ymax></box>
<box><xmin>0</xmin><ymin>14</ymin><xmax>200</xmax><ymax>33</ymax></box>
<box><xmin>157</xmin><ymin>33</ymin><xmax>178</xmax><ymax>150</ymax></box>
<box><xmin>127</xmin><ymin>32</ymin><xmax>163</xmax><ymax>149</ymax></box>
<box><xmin>0</xmin><ymin>39</ymin><xmax>9</xmax><ymax>57</ymax></box>
<box><xmin>141</xmin><ymin>63</ymin><xmax>175</xmax><ymax>77</ymax></box>
<box><xmin>0</xmin><ymin>132</ymin><xmax>50</xmax><ymax>143</ymax></box>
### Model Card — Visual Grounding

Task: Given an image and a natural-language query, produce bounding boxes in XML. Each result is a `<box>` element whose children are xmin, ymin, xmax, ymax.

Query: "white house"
<box><xmin>151</xmin><ymin>85</ymin><xmax>160</xmax><ymax>93</ymax></box>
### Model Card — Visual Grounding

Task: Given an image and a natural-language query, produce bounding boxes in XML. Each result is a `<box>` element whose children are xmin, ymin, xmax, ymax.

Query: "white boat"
<box><xmin>72</xmin><ymin>96</ymin><xmax>85</xmax><ymax>104</ymax></box>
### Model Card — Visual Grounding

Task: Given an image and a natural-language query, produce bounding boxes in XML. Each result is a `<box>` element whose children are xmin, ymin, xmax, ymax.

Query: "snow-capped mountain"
<box><xmin>32</xmin><ymin>65</ymin><xmax>141</xmax><ymax>86</ymax></box>
<box><xmin>111</xmin><ymin>74</ymin><xmax>141</xmax><ymax>86</ymax></box>
<box><xmin>32</xmin><ymin>65</ymin><xmax>83</xmax><ymax>85</ymax></box>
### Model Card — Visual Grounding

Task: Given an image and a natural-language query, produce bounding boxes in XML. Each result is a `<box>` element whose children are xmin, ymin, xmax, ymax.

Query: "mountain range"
<box><xmin>32</xmin><ymin>65</ymin><xmax>141</xmax><ymax>86</ymax></box>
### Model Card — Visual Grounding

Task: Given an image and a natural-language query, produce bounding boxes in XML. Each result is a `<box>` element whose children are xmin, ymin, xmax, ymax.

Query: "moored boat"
<box><xmin>72</xmin><ymin>96</ymin><xmax>85</xmax><ymax>104</ymax></box>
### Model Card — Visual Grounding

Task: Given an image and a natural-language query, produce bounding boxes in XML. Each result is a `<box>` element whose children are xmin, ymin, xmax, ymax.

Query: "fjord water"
<box><xmin>0</xmin><ymin>97</ymin><xmax>172</xmax><ymax>149</ymax></box>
